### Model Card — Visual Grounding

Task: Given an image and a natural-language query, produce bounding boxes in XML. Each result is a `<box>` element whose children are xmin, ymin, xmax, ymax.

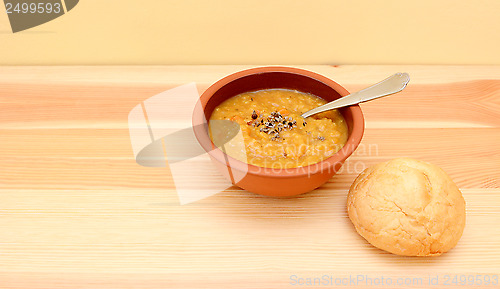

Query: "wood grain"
<box><xmin>0</xmin><ymin>66</ymin><xmax>499</xmax><ymax>288</ymax></box>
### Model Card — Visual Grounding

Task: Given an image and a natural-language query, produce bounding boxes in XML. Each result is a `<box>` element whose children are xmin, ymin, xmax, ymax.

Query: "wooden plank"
<box><xmin>1</xmin><ymin>80</ymin><xmax>499</xmax><ymax>129</ymax></box>
<box><xmin>1</xmin><ymin>128</ymin><xmax>498</xmax><ymax>189</ymax></box>
<box><xmin>0</xmin><ymin>187</ymin><xmax>498</xmax><ymax>266</ymax></box>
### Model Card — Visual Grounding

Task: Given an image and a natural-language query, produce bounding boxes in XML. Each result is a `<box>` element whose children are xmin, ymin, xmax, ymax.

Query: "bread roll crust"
<box><xmin>347</xmin><ymin>158</ymin><xmax>466</xmax><ymax>256</ymax></box>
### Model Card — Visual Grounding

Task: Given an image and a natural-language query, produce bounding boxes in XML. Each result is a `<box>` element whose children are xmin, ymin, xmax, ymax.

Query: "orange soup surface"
<box><xmin>209</xmin><ymin>89</ymin><xmax>348</xmax><ymax>168</ymax></box>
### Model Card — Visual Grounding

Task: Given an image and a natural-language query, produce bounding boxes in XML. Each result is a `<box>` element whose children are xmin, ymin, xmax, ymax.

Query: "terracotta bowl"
<box><xmin>193</xmin><ymin>66</ymin><xmax>364</xmax><ymax>197</ymax></box>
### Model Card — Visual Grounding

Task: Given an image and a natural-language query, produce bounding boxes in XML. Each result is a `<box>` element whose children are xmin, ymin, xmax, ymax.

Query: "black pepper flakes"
<box><xmin>251</xmin><ymin>111</ymin><xmax>300</xmax><ymax>141</ymax></box>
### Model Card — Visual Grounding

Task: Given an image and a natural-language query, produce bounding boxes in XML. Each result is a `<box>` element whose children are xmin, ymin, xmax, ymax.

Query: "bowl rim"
<box><xmin>192</xmin><ymin>66</ymin><xmax>365</xmax><ymax>178</ymax></box>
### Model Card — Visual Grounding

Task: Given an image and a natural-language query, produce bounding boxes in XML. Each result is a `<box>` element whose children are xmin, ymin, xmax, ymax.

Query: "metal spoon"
<box><xmin>301</xmin><ymin>72</ymin><xmax>410</xmax><ymax>118</ymax></box>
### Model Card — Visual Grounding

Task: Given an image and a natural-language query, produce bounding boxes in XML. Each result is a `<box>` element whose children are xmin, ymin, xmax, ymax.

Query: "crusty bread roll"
<box><xmin>347</xmin><ymin>158</ymin><xmax>466</xmax><ymax>256</ymax></box>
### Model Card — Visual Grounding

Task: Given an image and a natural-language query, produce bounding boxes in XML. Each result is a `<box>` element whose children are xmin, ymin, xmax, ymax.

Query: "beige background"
<box><xmin>0</xmin><ymin>0</ymin><xmax>499</xmax><ymax>65</ymax></box>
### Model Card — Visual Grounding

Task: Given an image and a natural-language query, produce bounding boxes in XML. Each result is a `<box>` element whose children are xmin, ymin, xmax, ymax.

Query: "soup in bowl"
<box><xmin>192</xmin><ymin>66</ymin><xmax>364</xmax><ymax>197</ymax></box>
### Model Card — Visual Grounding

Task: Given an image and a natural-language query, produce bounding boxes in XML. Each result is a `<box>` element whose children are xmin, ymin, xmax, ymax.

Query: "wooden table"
<box><xmin>1</xmin><ymin>66</ymin><xmax>499</xmax><ymax>288</ymax></box>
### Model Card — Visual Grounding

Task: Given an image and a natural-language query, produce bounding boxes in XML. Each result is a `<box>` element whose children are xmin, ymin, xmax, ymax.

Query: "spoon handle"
<box><xmin>301</xmin><ymin>72</ymin><xmax>410</xmax><ymax>118</ymax></box>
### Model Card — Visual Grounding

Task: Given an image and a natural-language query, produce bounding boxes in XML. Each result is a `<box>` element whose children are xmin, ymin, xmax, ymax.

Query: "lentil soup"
<box><xmin>209</xmin><ymin>89</ymin><xmax>348</xmax><ymax>169</ymax></box>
